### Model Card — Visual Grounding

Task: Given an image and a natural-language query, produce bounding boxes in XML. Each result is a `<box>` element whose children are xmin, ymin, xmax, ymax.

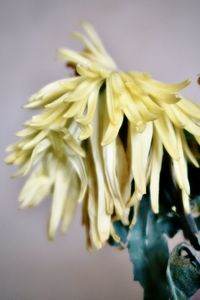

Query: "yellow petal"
<box><xmin>87</xmin><ymin>191</ymin><xmax>103</xmax><ymax>249</ymax></box>
<box><xmin>28</xmin><ymin>105</ymin><xmax>67</xmax><ymax>128</ymax></box>
<box><xmin>63</xmin><ymin>101</ymin><xmax>86</xmax><ymax>119</ymax></box>
<box><xmin>76</xmin><ymin>64</ymin><xmax>100</xmax><ymax>78</ymax></box>
<box><xmin>164</xmin><ymin>105</ymin><xmax>185</xmax><ymax>128</ymax></box>
<box><xmin>171</xmin><ymin>105</ymin><xmax>200</xmax><ymax>136</ymax></box>
<box><xmin>82</xmin><ymin>22</ymin><xmax>111</xmax><ymax>57</ymax></box>
<box><xmin>16</xmin><ymin>139</ymin><xmax>50</xmax><ymax>176</ymax></box>
<box><xmin>120</xmin><ymin>75</ymin><xmax>142</xmax><ymax>125</ymax></box>
<box><xmin>177</xmin><ymin>97</ymin><xmax>200</xmax><ymax>121</ymax></box>
<box><xmin>144</xmin><ymin>78</ymin><xmax>190</xmax><ymax>92</ymax></box>
<box><xmin>182</xmin><ymin>190</ymin><xmax>190</xmax><ymax>214</ymax></box>
<box><xmin>19</xmin><ymin>171</ymin><xmax>51</xmax><ymax>208</ymax></box>
<box><xmin>81</xmin><ymin>191</ymin><xmax>92</xmax><ymax>251</ymax></box>
<box><xmin>58</xmin><ymin>48</ymin><xmax>90</xmax><ymax>66</ymax></box>
<box><xmin>179</xmin><ymin>130</ymin><xmax>199</xmax><ymax>168</ymax></box>
<box><xmin>75</xmin><ymin>81</ymin><xmax>102</xmax><ymax>125</ymax></box>
<box><xmin>64</xmin><ymin>131</ymin><xmax>85</xmax><ymax>157</ymax></box>
<box><xmin>101</xmin><ymin>113</ymin><xmax>123</xmax><ymax>145</ymax></box>
<box><xmin>86</xmin><ymin>154</ymin><xmax>103</xmax><ymax>249</ymax></box>
<box><xmin>106</xmin><ymin>76</ymin><xmax>119</xmax><ymax>124</ymax></box>
<box><xmin>115</xmin><ymin>137</ymin><xmax>131</xmax><ymax>206</ymax></box>
<box><xmin>102</xmin><ymin>141</ymin><xmax>125</xmax><ymax>217</ymax></box>
<box><xmin>26</xmin><ymin>78</ymin><xmax>80</xmax><ymax>109</ymax></box>
<box><xmin>149</xmin><ymin>128</ymin><xmax>163</xmax><ymax>213</ymax></box>
<box><xmin>22</xmin><ymin>130</ymin><xmax>48</xmax><ymax>150</ymax></box>
<box><xmin>78</xmin><ymin>124</ymin><xmax>93</xmax><ymax>140</ymax></box>
<box><xmin>68</xmin><ymin>156</ymin><xmax>87</xmax><ymax>203</ymax></box>
<box><xmin>89</xmin><ymin>99</ymin><xmax>111</xmax><ymax>243</ymax></box>
<box><xmin>61</xmin><ymin>172</ymin><xmax>79</xmax><ymax>233</ymax></box>
<box><xmin>129</xmin><ymin>122</ymin><xmax>153</xmax><ymax>200</ymax></box>
<box><xmin>154</xmin><ymin>115</ymin><xmax>179</xmax><ymax>160</ymax></box>
<box><xmin>175</xmin><ymin>128</ymin><xmax>190</xmax><ymax>195</ymax></box>
<box><xmin>66</xmin><ymin>79</ymin><xmax>101</xmax><ymax>102</ymax></box>
<box><xmin>73</xmin><ymin>32</ymin><xmax>103</xmax><ymax>60</ymax></box>
<box><xmin>48</xmin><ymin>162</ymin><xmax>69</xmax><ymax>240</ymax></box>
<box><xmin>16</xmin><ymin>127</ymin><xmax>36</xmax><ymax>137</ymax></box>
<box><xmin>141</xmin><ymin>95</ymin><xmax>163</xmax><ymax>115</ymax></box>
<box><xmin>195</xmin><ymin>135</ymin><xmax>200</xmax><ymax>145</ymax></box>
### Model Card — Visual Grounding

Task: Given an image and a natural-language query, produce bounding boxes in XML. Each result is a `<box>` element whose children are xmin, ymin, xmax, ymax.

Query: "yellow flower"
<box><xmin>5</xmin><ymin>22</ymin><xmax>200</xmax><ymax>249</ymax></box>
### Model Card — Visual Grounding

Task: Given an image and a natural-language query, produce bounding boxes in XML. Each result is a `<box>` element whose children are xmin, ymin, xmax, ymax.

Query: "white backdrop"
<box><xmin>1</xmin><ymin>0</ymin><xmax>200</xmax><ymax>299</ymax></box>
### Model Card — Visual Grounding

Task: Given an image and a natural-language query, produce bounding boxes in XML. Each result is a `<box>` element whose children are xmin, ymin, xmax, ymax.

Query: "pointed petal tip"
<box><xmin>80</xmin><ymin>20</ymin><xmax>91</xmax><ymax>28</ymax></box>
<box><xmin>19</xmin><ymin>203</ymin><xmax>27</xmax><ymax>209</ymax></box>
<box><xmin>5</xmin><ymin>145</ymin><xmax>13</xmax><ymax>152</ymax></box>
<box><xmin>48</xmin><ymin>231</ymin><xmax>55</xmax><ymax>241</ymax></box>
<box><xmin>24</xmin><ymin>103</ymin><xmax>37</xmax><ymax>109</ymax></box>
<box><xmin>151</xmin><ymin>205</ymin><xmax>159</xmax><ymax>214</ymax></box>
<box><xmin>4</xmin><ymin>157</ymin><xmax>10</xmax><ymax>164</ymax></box>
<box><xmin>186</xmin><ymin>78</ymin><xmax>192</xmax><ymax>85</ymax></box>
<box><xmin>61</xmin><ymin>226</ymin><xmax>66</xmax><ymax>234</ymax></box>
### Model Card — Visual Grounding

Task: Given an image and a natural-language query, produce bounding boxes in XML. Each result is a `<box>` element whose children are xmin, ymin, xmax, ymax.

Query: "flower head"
<box><xmin>5</xmin><ymin>22</ymin><xmax>200</xmax><ymax>249</ymax></box>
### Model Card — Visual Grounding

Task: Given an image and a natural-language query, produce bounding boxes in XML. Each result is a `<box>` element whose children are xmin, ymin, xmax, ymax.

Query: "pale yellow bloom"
<box><xmin>5</xmin><ymin>22</ymin><xmax>200</xmax><ymax>249</ymax></box>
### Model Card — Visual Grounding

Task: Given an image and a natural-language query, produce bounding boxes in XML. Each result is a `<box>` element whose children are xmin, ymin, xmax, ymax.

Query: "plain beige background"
<box><xmin>1</xmin><ymin>0</ymin><xmax>200</xmax><ymax>299</ymax></box>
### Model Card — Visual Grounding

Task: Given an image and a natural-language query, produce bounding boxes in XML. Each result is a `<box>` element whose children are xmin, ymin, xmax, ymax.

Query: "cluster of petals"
<box><xmin>5</xmin><ymin>22</ymin><xmax>200</xmax><ymax>249</ymax></box>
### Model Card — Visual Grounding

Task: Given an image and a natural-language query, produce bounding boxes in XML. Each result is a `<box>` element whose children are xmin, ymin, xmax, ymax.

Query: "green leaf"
<box><xmin>157</xmin><ymin>212</ymin><xmax>179</xmax><ymax>238</ymax></box>
<box><xmin>167</xmin><ymin>243</ymin><xmax>200</xmax><ymax>300</ymax></box>
<box><xmin>128</xmin><ymin>196</ymin><xmax>170</xmax><ymax>300</ymax></box>
<box><xmin>109</xmin><ymin>196</ymin><xmax>200</xmax><ymax>300</ymax></box>
<box><xmin>159</xmin><ymin>151</ymin><xmax>200</xmax><ymax>250</ymax></box>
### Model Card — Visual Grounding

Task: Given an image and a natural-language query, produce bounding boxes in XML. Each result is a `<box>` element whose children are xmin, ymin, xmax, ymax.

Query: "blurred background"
<box><xmin>1</xmin><ymin>0</ymin><xmax>200</xmax><ymax>299</ymax></box>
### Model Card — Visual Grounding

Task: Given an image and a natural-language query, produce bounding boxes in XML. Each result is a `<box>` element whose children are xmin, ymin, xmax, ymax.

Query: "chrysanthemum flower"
<box><xmin>5</xmin><ymin>22</ymin><xmax>200</xmax><ymax>249</ymax></box>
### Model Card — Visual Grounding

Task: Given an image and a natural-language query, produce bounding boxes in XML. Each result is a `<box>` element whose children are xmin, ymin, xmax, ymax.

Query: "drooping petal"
<box><xmin>16</xmin><ymin>127</ymin><xmax>37</xmax><ymax>137</ymax></box>
<box><xmin>171</xmin><ymin>104</ymin><xmax>200</xmax><ymax>136</ymax></box>
<box><xmin>19</xmin><ymin>169</ymin><xmax>52</xmax><ymax>208</ymax></box>
<box><xmin>48</xmin><ymin>161</ymin><xmax>71</xmax><ymax>240</ymax></box>
<box><xmin>61</xmin><ymin>172</ymin><xmax>80</xmax><ymax>232</ymax></box>
<box><xmin>148</xmin><ymin>128</ymin><xmax>163</xmax><ymax>213</ymax></box>
<box><xmin>128</xmin><ymin>122</ymin><xmax>153</xmax><ymax>205</ymax></box>
<box><xmin>25</xmin><ymin>77</ymin><xmax>82</xmax><ymax>109</ymax></box>
<box><xmin>154</xmin><ymin>115</ymin><xmax>179</xmax><ymax>160</ymax></box>
<box><xmin>14</xmin><ymin>139</ymin><xmax>50</xmax><ymax>176</ymax></box>
<box><xmin>88</xmin><ymin>93</ymin><xmax>112</xmax><ymax>244</ymax></box>
<box><xmin>163</xmin><ymin>104</ymin><xmax>185</xmax><ymax>128</ymax></box>
<box><xmin>75</xmin><ymin>80</ymin><xmax>103</xmax><ymax>125</ymax></box>
<box><xmin>86</xmin><ymin>148</ymin><xmax>103</xmax><ymax>249</ymax></box>
<box><xmin>27</xmin><ymin>105</ymin><xmax>67</xmax><ymax>128</ymax></box>
<box><xmin>177</xmin><ymin>97</ymin><xmax>200</xmax><ymax>121</ymax></box>
<box><xmin>22</xmin><ymin>130</ymin><xmax>48</xmax><ymax>150</ymax></box>
<box><xmin>68</xmin><ymin>155</ymin><xmax>87</xmax><ymax>203</ymax></box>
<box><xmin>58</xmin><ymin>48</ymin><xmax>90</xmax><ymax>66</ymax></box>
<box><xmin>179</xmin><ymin>130</ymin><xmax>199</xmax><ymax>168</ymax></box>
<box><xmin>63</xmin><ymin>130</ymin><xmax>85</xmax><ymax>157</ymax></box>
<box><xmin>101</xmin><ymin>113</ymin><xmax>124</xmax><ymax>145</ymax></box>
<box><xmin>102</xmin><ymin>141</ymin><xmax>125</xmax><ymax>218</ymax></box>
<box><xmin>174</xmin><ymin>128</ymin><xmax>190</xmax><ymax>195</ymax></box>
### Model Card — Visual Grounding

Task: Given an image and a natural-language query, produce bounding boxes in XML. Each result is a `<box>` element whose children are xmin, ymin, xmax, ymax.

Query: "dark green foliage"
<box><xmin>109</xmin><ymin>136</ymin><xmax>200</xmax><ymax>299</ymax></box>
<box><xmin>128</xmin><ymin>196</ymin><xmax>170</xmax><ymax>300</ymax></box>
<box><xmin>159</xmin><ymin>151</ymin><xmax>200</xmax><ymax>250</ymax></box>
<box><xmin>110</xmin><ymin>195</ymin><xmax>200</xmax><ymax>299</ymax></box>
<box><xmin>167</xmin><ymin>243</ymin><xmax>200</xmax><ymax>300</ymax></box>
<box><xmin>108</xmin><ymin>220</ymin><xmax>129</xmax><ymax>247</ymax></box>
